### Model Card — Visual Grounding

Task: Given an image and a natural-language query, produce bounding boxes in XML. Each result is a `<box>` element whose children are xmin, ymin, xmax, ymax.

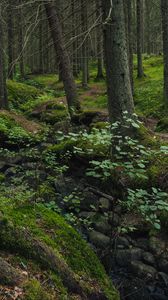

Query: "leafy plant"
<box><xmin>124</xmin><ymin>187</ymin><xmax>168</xmax><ymax>230</ymax></box>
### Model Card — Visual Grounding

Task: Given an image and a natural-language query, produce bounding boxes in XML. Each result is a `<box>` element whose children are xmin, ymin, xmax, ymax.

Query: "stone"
<box><xmin>142</xmin><ymin>252</ymin><xmax>155</xmax><ymax>266</ymax></box>
<box><xmin>108</xmin><ymin>212</ymin><xmax>120</xmax><ymax>226</ymax></box>
<box><xmin>116</xmin><ymin>248</ymin><xmax>142</xmax><ymax>267</ymax></box>
<box><xmin>130</xmin><ymin>261</ymin><xmax>157</xmax><ymax>279</ymax></box>
<box><xmin>79</xmin><ymin>211</ymin><xmax>96</xmax><ymax>219</ymax></box>
<box><xmin>158</xmin><ymin>272</ymin><xmax>168</xmax><ymax>287</ymax></box>
<box><xmin>116</xmin><ymin>237</ymin><xmax>130</xmax><ymax>249</ymax></box>
<box><xmin>158</xmin><ymin>258</ymin><xmax>168</xmax><ymax>274</ymax></box>
<box><xmin>80</xmin><ymin>190</ymin><xmax>99</xmax><ymax>211</ymax></box>
<box><xmin>93</xmin><ymin>218</ymin><xmax>111</xmax><ymax>235</ymax></box>
<box><xmin>136</xmin><ymin>238</ymin><xmax>149</xmax><ymax>250</ymax></box>
<box><xmin>89</xmin><ymin>230</ymin><xmax>110</xmax><ymax>248</ymax></box>
<box><xmin>0</xmin><ymin>161</ymin><xmax>6</xmax><ymax>170</ymax></box>
<box><xmin>149</xmin><ymin>236</ymin><xmax>165</xmax><ymax>256</ymax></box>
<box><xmin>99</xmin><ymin>197</ymin><xmax>110</xmax><ymax>212</ymax></box>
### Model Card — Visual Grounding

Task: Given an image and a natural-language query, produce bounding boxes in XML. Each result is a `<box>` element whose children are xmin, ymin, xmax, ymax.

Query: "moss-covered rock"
<box><xmin>0</xmin><ymin>111</ymin><xmax>43</xmax><ymax>146</ymax></box>
<box><xmin>7</xmin><ymin>80</ymin><xmax>41</xmax><ymax>108</ymax></box>
<box><xmin>31</xmin><ymin>101</ymin><xmax>69</xmax><ymax>124</ymax></box>
<box><xmin>0</xmin><ymin>202</ymin><xmax>119</xmax><ymax>299</ymax></box>
<box><xmin>156</xmin><ymin>117</ymin><xmax>168</xmax><ymax>133</ymax></box>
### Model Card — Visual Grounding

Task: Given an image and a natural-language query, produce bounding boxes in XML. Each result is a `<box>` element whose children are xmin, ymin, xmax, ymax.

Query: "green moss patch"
<box><xmin>0</xmin><ymin>203</ymin><xmax>119</xmax><ymax>299</ymax></box>
<box><xmin>7</xmin><ymin>80</ymin><xmax>41</xmax><ymax>109</ymax></box>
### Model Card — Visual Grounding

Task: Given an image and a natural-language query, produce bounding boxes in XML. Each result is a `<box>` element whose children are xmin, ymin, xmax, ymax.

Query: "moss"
<box><xmin>0</xmin><ymin>173</ymin><xmax>5</xmax><ymax>182</ymax></box>
<box><xmin>0</xmin><ymin>113</ymin><xmax>32</xmax><ymax>144</ymax></box>
<box><xmin>24</xmin><ymin>279</ymin><xmax>51</xmax><ymax>300</ymax></box>
<box><xmin>0</xmin><ymin>203</ymin><xmax>119</xmax><ymax>299</ymax></box>
<box><xmin>91</xmin><ymin>121</ymin><xmax>109</xmax><ymax>130</ymax></box>
<box><xmin>7</xmin><ymin>80</ymin><xmax>41</xmax><ymax>109</ymax></box>
<box><xmin>137</xmin><ymin>124</ymin><xmax>160</xmax><ymax>147</ymax></box>
<box><xmin>156</xmin><ymin>117</ymin><xmax>168</xmax><ymax>132</ymax></box>
<box><xmin>48</xmin><ymin>139</ymin><xmax>76</xmax><ymax>157</ymax></box>
<box><xmin>147</xmin><ymin>155</ymin><xmax>168</xmax><ymax>186</ymax></box>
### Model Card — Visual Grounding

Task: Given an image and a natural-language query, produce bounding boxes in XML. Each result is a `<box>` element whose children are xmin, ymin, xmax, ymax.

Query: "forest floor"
<box><xmin>0</xmin><ymin>55</ymin><xmax>168</xmax><ymax>300</ymax></box>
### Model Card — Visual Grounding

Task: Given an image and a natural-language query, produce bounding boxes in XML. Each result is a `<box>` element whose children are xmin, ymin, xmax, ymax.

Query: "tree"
<box><xmin>96</xmin><ymin>0</ymin><xmax>104</xmax><ymax>80</ymax></box>
<box><xmin>81</xmin><ymin>0</ymin><xmax>89</xmax><ymax>88</ymax></box>
<box><xmin>7</xmin><ymin>0</ymin><xmax>14</xmax><ymax>79</ymax></box>
<box><xmin>137</xmin><ymin>0</ymin><xmax>144</xmax><ymax>78</ymax></box>
<box><xmin>44</xmin><ymin>1</ymin><xmax>80</xmax><ymax>114</ymax></box>
<box><xmin>0</xmin><ymin>4</ymin><xmax>8</xmax><ymax>109</ymax></box>
<box><xmin>102</xmin><ymin>0</ymin><xmax>134</xmax><ymax>124</ymax></box>
<box><xmin>161</xmin><ymin>0</ymin><xmax>168</xmax><ymax>106</ymax></box>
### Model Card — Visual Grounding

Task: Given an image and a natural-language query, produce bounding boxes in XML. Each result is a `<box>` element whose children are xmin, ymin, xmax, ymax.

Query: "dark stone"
<box><xmin>99</xmin><ymin>197</ymin><xmax>110</xmax><ymax>212</ymax></box>
<box><xmin>136</xmin><ymin>238</ymin><xmax>149</xmax><ymax>251</ymax></box>
<box><xmin>116</xmin><ymin>237</ymin><xmax>130</xmax><ymax>249</ymax></box>
<box><xmin>149</xmin><ymin>236</ymin><xmax>165</xmax><ymax>256</ymax></box>
<box><xmin>142</xmin><ymin>252</ymin><xmax>155</xmax><ymax>266</ymax></box>
<box><xmin>93</xmin><ymin>217</ymin><xmax>111</xmax><ymax>235</ymax></box>
<box><xmin>116</xmin><ymin>248</ymin><xmax>142</xmax><ymax>267</ymax></box>
<box><xmin>80</xmin><ymin>190</ymin><xmax>99</xmax><ymax>211</ymax></box>
<box><xmin>89</xmin><ymin>230</ymin><xmax>110</xmax><ymax>248</ymax></box>
<box><xmin>108</xmin><ymin>212</ymin><xmax>120</xmax><ymax>226</ymax></box>
<box><xmin>158</xmin><ymin>258</ymin><xmax>168</xmax><ymax>274</ymax></box>
<box><xmin>130</xmin><ymin>261</ymin><xmax>157</xmax><ymax>279</ymax></box>
<box><xmin>158</xmin><ymin>272</ymin><xmax>168</xmax><ymax>287</ymax></box>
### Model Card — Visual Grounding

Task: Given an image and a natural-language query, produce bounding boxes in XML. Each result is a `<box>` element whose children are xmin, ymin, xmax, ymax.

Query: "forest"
<box><xmin>0</xmin><ymin>0</ymin><xmax>167</xmax><ymax>299</ymax></box>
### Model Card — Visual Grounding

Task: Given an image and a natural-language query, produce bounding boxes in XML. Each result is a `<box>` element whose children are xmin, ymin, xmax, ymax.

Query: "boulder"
<box><xmin>99</xmin><ymin>197</ymin><xmax>110</xmax><ymax>212</ymax></box>
<box><xmin>116</xmin><ymin>248</ymin><xmax>142</xmax><ymax>267</ymax></box>
<box><xmin>89</xmin><ymin>230</ymin><xmax>110</xmax><ymax>248</ymax></box>
<box><xmin>130</xmin><ymin>261</ymin><xmax>157</xmax><ymax>279</ymax></box>
<box><xmin>142</xmin><ymin>252</ymin><xmax>155</xmax><ymax>266</ymax></box>
<box><xmin>149</xmin><ymin>236</ymin><xmax>165</xmax><ymax>256</ymax></box>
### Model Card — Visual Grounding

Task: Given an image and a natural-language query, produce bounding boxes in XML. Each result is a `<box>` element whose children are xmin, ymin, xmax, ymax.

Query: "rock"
<box><xmin>116</xmin><ymin>237</ymin><xmax>130</xmax><ymax>249</ymax></box>
<box><xmin>158</xmin><ymin>258</ymin><xmax>168</xmax><ymax>274</ymax></box>
<box><xmin>116</xmin><ymin>248</ymin><xmax>142</xmax><ymax>267</ymax></box>
<box><xmin>108</xmin><ymin>212</ymin><xmax>120</xmax><ymax>226</ymax></box>
<box><xmin>54</xmin><ymin>176</ymin><xmax>76</xmax><ymax>196</ymax></box>
<box><xmin>151</xmin><ymin>294</ymin><xmax>168</xmax><ymax>300</ymax></box>
<box><xmin>158</xmin><ymin>272</ymin><xmax>168</xmax><ymax>287</ymax></box>
<box><xmin>89</xmin><ymin>230</ymin><xmax>110</xmax><ymax>248</ymax></box>
<box><xmin>130</xmin><ymin>261</ymin><xmax>157</xmax><ymax>279</ymax></box>
<box><xmin>0</xmin><ymin>161</ymin><xmax>6</xmax><ymax>170</ymax></box>
<box><xmin>99</xmin><ymin>197</ymin><xmax>110</xmax><ymax>212</ymax></box>
<box><xmin>80</xmin><ymin>190</ymin><xmax>99</xmax><ymax>211</ymax></box>
<box><xmin>93</xmin><ymin>217</ymin><xmax>111</xmax><ymax>235</ymax></box>
<box><xmin>142</xmin><ymin>252</ymin><xmax>155</xmax><ymax>266</ymax></box>
<box><xmin>149</xmin><ymin>236</ymin><xmax>165</xmax><ymax>256</ymax></box>
<box><xmin>136</xmin><ymin>238</ymin><xmax>149</xmax><ymax>250</ymax></box>
<box><xmin>79</xmin><ymin>211</ymin><xmax>96</xmax><ymax>219</ymax></box>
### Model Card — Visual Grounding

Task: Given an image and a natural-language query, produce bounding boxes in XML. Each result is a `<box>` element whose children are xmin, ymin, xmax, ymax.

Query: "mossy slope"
<box><xmin>0</xmin><ymin>202</ymin><xmax>119</xmax><ymax>300</ymax></box>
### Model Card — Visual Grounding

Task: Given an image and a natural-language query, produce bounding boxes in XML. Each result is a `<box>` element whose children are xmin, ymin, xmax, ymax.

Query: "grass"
<box><xmin>134</xmin><ymin>55</ymin><xmax>165</xmax><ymax>118</ymax></box>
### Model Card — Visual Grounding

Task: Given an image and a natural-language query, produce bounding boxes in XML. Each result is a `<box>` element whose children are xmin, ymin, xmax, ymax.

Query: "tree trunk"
<box><xmin>102</xmin><ymin>0</ymin><xmax>134</xmax><ymax>124</ymax></box>
<box><xmin>125</xmin><ymin>0</ymin><xmax>134</xmax><ymax>93</ymax></box>
<box><xmin>161</xmin><ymin>0</ymin><xmax>168</xmax><ymax>106</ymax></box>
<box><xmin>44</xmin><ymin>1</ymin><xmax>80</xmax><ymax>114</ymax></box>
<box><xmin>81</xmin><ymin>0</ymin><xmax>89</xmax><ymax>88</ymax></box>
<box><xmin>18</xmin><ymin>0</ymin><xmax>25</xmax><ymax>78</ymax></box>
<box><xmin>137</xmin><ymin>0</ymin><xmax>144</xmax><ymax>78</ymax></box>
<box><xmin>0</xmin><ymin>5</ymin><xmax>8</xmax><ymax>109</ymax></box>
<box><xmin>7</xmin><ymin>0</ymin><xmax>14</xmax><ymax>79</ymax></box>
<box><xmin>96</xmin><ymin>0</ymin><xmax>104</xmax><ymax>80</ymax></box>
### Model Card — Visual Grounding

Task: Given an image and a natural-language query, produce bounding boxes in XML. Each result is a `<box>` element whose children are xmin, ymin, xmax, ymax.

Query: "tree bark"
<box><xmin>81</xmin><ymin>0</ymin><xmax>89</xmax><ymax>88</ymax></box>
<box><xmin>7</xmin><ymin>0</ymin><xmax>14</xmax><ymax>79</ymax></box>
<box><xmin>137</xmin><ymin>0</ymin><xmax>144</xmax><ymax>78</ymax></box>
<box><xmin>44</xmin><ymin>1</ymin><xmax>80</xmax><ymax>114</ymax></box>
<box><xmin>96</xmin><ymin>0</ymin><xmax>104</xmax><ymax>81</ymax></box>
<box><xmin>102</xmin><ymin>0</ymin><xmax>134</xmax><ymax>124</ymax></box>
<box><xmin>0</xmin><ymin>5</ymin><xmax>8</xmax><ymax>109</ymax></box>
<box><xmin>161</xmin><ymin>0</ymin><xmax>168</xmax><ymax>106</ymax></box>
